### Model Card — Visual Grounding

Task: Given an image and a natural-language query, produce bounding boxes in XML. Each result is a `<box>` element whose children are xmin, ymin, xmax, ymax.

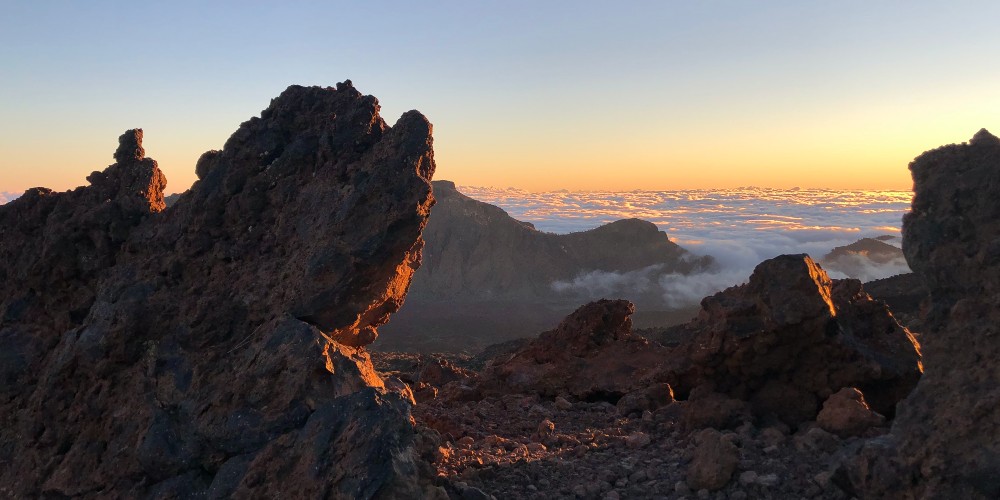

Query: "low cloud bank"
<box><xmin>466</xmin><ymin>187</ymin><xmax>913</xmax><ymax>310</ymax></box>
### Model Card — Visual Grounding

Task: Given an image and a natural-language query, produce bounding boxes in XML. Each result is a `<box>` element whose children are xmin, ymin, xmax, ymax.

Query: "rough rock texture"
<box><xmin>479</xmin><ymin>300</ymin><xmax>668</xmax><ymax>400</ymax></box>
<box><xmin>850</xmin><ymin>129</ymin><xmax>1000</xmax><ymax>499</ymax></box>
<box><xmin>660</xmin><ymin>254</ymin><xmax>922</xmax><ymax>426</ymax></box>
<box><xmin>0</xmin><ymin>82</ymin><xmax>438</xmax><ymax>498</ymax></box>
<box><xmin>378</xmin><ymin>180</ymin><xmax>712</xmax><ymax>352</ymax></box>
<box><xmin>862</xmin><ymin>273</ymin><xmax>928</xmax><ymax>331</ymax></box>
<box><xmin>686</xmin><ymin>429</ymin><xmax>739</xmax><ymax>491</ymax></box>
<box><xmin>816</xmin><ymin>387</ymin><xmax>885</xmax><ymax>438</ymax></box>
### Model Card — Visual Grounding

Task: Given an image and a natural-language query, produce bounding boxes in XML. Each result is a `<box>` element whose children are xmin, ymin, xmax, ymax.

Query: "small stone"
<box><xmin>675</xmin><ymin>480</ymin><xmax>692</xmax><ymax>495</ymax></box>
<box><xmin>730</xmin><ymin>492</ymin><xmax>748</xmax><ymax>500</ymax></box>
<box><xmin>526</xmin><ymin>442</ymin><xmax>547</xmax><ymax>453</ymax></box>
<box><xmin>604</xmin><ymin>491</ymin><xmax>621</xmax><ymax>500</ymax></box>
<box><xmin>756</xmin><ymin>473</ymin><xmax>779</xmax><ymax>487</ymax></box>
<box><xmin>762</xmin><ymin>445</ymin><xmax>779</xmax><ymax>454</ymax></box>
<box><xmin>555</xmin><ymin>396</ymin><xmax>573</xmax><ymax>410</ymax></box>
<box><xmin>626</xmin><ymin>431</ymin><xmax>651</xmax><ymax>449</ymax></box>
<box><xmin>572</xmin><ymin>484</ymin><xmax>587</xmax><ymax>497</ymax></box>
<box><xmin>813</xmin><ymin>470</ymin><xmax>833</xmax><ymax>488</ymax></box>
<box><xmin>759</xmin><ymin>426</ymin><xmax>786</xmax><ymax>447</ymax></box>
<box><xmin>738</xmin><ymin>471</ymin><xmax>758</xmax><ymax>486</ymax></box>
<box><xmin>458</xmin><ymin>436</ymin><xmax>475</xmax><ymax>447</ymax></box>
<box><xmin>642</xmin><ymin>410</ymin><xmax>654</xmax><ymax>422</ymax></box>
<box><xmin>697</xmin><ymin>489</ymin><xmax>710</xmax><ymax>499</ymax></box>
<box><xmin>538</xmin><ymin>419</ymin><xmax>555</xmax><ymax>437</ymax></box>
<box><xmin>686</xmin><ymin>429</ymin><xmax>739</xmax><ymax>491</ymax></box>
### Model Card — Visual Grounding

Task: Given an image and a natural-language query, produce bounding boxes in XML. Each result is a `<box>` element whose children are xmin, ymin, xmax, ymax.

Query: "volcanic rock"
<box><xmin>816</xmin><ymin>387</ymin><xmax>885</xmax><ymax>438</ymax></box>
<box><xmin>659</xmin><ymin>254</ymin><xmax>921</xmax><ymax>426</ymax></box>
<box><xmin>686</xmin><ymin>429</ymin><xmax>739</xmax><ymax>491</ymax></box>
<box><xmin>479</xmin><ymin>299</ymin><xmax>668</xmax><ymax>400</ymax></box>
<box><xmin>378</xmin><ymin>180</ymin><xmax>713</xmax><ymax>352</ymax></box>
<box><xmin>849</xmin><ymin>129</ymin><xmax>1000</xmax><ymax>498</ymax></box>
<box><xmin>861</xmin><ymin>272</ymin><xmax>927</xmax><ymax>330</ymax></box>
<box><xmin>0</xmin><ymin>82</ymin><xmax>437</xmax><ymax>497</ymax></box>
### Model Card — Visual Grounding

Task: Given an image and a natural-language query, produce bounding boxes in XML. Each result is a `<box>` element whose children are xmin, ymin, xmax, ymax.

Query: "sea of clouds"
<box><xmin>460</xmin><ymin>186</ymin><xmax>913</xmax><ymax>307</ymax></box>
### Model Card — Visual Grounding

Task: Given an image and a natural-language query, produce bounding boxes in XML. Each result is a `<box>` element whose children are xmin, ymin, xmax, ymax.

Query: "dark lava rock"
<box><xmin>659</xmin><ymin>254</ymin><xmax>922</xmax><ymax>426</ymax></box>
<box><xmin>848</xmin><ymin>129</ymin><xmax>1000</xmax><ymax>499</ymax></box>
<box><xmin>0</xmin><ymin>82</ymin><xmax>438</xmax><ymax>498</ymax></box>
<box><xmin>862</xmin><ymin>273</ymin><xmax>927</xmax><ymax>331</ymax></box>
<box><xmin>478</xmin><ymin>299</ymin><xmax>668</xmax><ymax>400</ymax></box>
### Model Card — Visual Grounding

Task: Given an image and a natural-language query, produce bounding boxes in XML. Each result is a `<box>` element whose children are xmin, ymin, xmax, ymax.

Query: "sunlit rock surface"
<box><xmin>0</xmin><ymin>82</ymin><xmax>438</xmax><ymax>498</ymax></box>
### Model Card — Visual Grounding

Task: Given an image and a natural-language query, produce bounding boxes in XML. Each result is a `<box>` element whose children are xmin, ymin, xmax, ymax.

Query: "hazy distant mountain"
<box><xmin>378</xmin><ymin>180</ymin><xmax>713</xmax><ymax>352</ymax></box>
<box><xmin>820</xmin><ymin>236</ymin><xmax>910</xmax><ymax>281</ymax></box>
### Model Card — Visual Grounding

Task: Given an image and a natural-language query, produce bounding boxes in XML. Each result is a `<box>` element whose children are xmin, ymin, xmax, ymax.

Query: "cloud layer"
<box><xmin>0</xmin><ymin>192</ymin><xmax>20</xmax><ymax>205</ymax></box>
<box><xmin>462</xmin><ymin>186</ymin><xmax>912</xmax><ymax>308</ymax></box>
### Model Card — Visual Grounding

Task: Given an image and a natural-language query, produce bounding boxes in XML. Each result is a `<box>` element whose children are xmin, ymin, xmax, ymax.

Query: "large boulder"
<box><xmin>0</xmin><ymin>82</ymin><xmax>437</xmax><ymax>498</ymax></box>
<box><xmin>479</xmin><ymin>299</ymin><xmax>667</xmax><ymax>400</ymax></box>
<box><xmin>849</xmin><ymin>129</ymin><xmax>1000</xmax><ymax>498</ymax></box>
<box><xmin>660</xmin><ymin>254</ymin><xmax>921</xmax><ymax>426</ymax></box>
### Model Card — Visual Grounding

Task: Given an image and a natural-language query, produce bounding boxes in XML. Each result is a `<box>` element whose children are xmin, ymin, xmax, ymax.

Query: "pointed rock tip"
<box><xmin>970</xmin><ymin>128</ymin><xmax>1000</xmax><ymax>146</ymax></box>
<box><xmin>114</xmin><ymin>129</ymin><xmax>145</xmax><ymax>163</ymax></box>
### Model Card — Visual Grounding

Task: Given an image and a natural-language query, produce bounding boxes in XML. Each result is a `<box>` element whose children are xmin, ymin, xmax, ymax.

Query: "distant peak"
<box><xmin>433</xmin><ymin>180</ymin><xmax>457</xmax><ymax>192</ymax></box>
<box><xmin>114</xmin><ymin>129</ymin><xmax>144</xmax><ymax>163</ymax></box>
<box><xmin>970</xmin><ymin>128</ymin><xmax>1000</xmax><ymax>146</ymax></box>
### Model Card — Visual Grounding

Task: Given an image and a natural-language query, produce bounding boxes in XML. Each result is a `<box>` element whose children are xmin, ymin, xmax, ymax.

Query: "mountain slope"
<box><xmin>378</xmin><ymin>181</ymin><xmax>712</xmax><ymax>352</ymax></box>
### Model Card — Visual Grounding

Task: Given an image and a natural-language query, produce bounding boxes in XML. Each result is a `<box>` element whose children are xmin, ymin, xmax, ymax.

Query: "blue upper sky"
<box><xmin>2</xmin><ymin>1</ymin><xmax>999</xmax><ymax>192</ymax></box>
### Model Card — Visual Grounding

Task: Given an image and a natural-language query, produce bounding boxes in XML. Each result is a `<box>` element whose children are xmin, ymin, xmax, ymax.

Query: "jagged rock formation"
<box><xmin>379</xmin><ymin>180</ymin><xmax>712</xmax><ymax>352</ymax></box>
<box><xmin>659</xmin><ymin>254</ymin><xmax>922</xmax><ymax>426</ymax></box>
<box><xmin>849</xmin><ymin>129</ymin><xmax>1000</xmax><ymax>498</ymax></box>
<box><xmin>0</xmin><ymin>82</ymin><xmax>438</xmax><ymax>498</ymax></box>
<box><xmin>479</xmin><ymin>300</ymin><xmax>668</xmax><ymax>400</ymax></box>
<box><xmin>862</xmin><ymin>272</ymin><xmax>927</xmax><ymax>330</ymax></box>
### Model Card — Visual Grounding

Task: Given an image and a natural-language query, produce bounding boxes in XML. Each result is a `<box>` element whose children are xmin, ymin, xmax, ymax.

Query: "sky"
<box><xmin>2</xmin><ymin>1</ymin><xmax>999</xmax><ymax>194</ymax></box>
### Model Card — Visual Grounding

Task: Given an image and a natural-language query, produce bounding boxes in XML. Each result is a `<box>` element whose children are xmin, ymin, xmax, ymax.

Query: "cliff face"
<box><xmin>850</xmin><ymin>129</ymin><xmax>1000</xmax><ymax>498</ymax></box>
<box><xmin>0</xmin><ymin>82</ymin><xmax>437</xmax><ymax>498</ymax></box>
<box><xmin>379</xmin><ymin>180</ymin><xmax>712</xmax><ymax>352</ymax></box>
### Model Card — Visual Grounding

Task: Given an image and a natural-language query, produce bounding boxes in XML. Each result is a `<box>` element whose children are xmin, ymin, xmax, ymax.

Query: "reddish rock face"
<box><xmin>849</xmin><ymin>129</ymin><xmax>1000</xmax><ymax>499</ymax></box>
<box><xmin>480</xmin><ymin>299</ymin><xmax>668</xmax><ymax>400</ymax></box>
<box><xmin>660</xmin><ymin>254</ymin><xmax>922</xmax><ymax>426</ymax></box>
<box><xmin>0</xmin><ymin>82</ymin><xmax>437</xmax><ymax>498</ymax></box>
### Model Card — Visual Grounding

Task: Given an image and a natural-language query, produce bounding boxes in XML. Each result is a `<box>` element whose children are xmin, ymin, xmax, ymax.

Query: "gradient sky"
<box><xmin>2</xmin><ymin>1</ymin><xmax>999</xmax><ymax>194</ymax></box>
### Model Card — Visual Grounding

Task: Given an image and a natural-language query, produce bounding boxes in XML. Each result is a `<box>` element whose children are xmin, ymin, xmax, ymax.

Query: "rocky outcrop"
<box><xmin>0</xmin><ymin>82</ymin><xmax>438</xmax><ymax>498</ymax></box>
<box><xmin>849</xmin><ymin>129</ymin><xmax>1000</xmax><ymax>498</ymax></box>
<box><xmin>479</xmin><ymin>299</ymin><xmax>668</xmax><ymax>400</ymax></box>
<box><xmin>861</xmin><ymin>272</ymin><xmax>927</xmax><ymax>330</ymax></box>
<box><xmin>659</xmin><ymin>254</ymin><xmax>922</xmax><ymax>426</ymax></box>
<box><xmin>378</xmin><ymin>180</ymin><xmax>713</xmax><ymax>352</ymax></box>
<box><xmin>816</xmin><ymin>387</ymin><xmax>885</xmax><ymax>438</ymax></box>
